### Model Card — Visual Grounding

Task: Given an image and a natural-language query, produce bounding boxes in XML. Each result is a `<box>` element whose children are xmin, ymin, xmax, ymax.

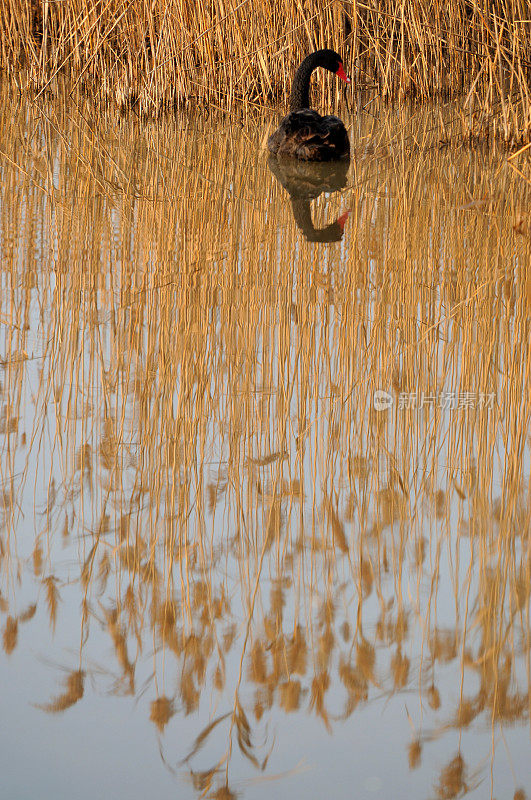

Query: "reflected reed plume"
<box><xmin>268</xmin><ymin>155</ymin><xmax>350</xmax><ymax>242</ymax></box>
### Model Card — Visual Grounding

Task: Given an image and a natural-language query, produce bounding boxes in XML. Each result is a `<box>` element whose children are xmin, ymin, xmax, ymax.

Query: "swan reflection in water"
<box><xmin>267</xmin><ymin>156</ymin><xmax>350</xmax><ymax>243</ymax></box>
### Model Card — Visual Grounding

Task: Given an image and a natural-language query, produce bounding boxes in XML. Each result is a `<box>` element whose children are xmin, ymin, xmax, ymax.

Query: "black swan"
<box><xmin>267</xmin><ymin>157</ymin><xmax>350</xmax><ymax>242</ymax></box>
<box><xmin>268</xmin><ymin>50</ymin><xmax>350</xmax><ymax>162</ymax></box>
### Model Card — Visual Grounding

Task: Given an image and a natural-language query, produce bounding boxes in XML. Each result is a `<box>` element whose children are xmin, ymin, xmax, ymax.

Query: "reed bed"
<box><xmin>0</xmin><ymin>90</ymin><xmax>531</xmax><ymax>797</ymax></box>
<box><xmin>1</xmin><ymin>0</ymin><xmax>531</xmax><ymax>141</ymax></box>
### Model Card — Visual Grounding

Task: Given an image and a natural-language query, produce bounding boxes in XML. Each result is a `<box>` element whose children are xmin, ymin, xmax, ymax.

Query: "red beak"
<box><xmin>337</xmin><ymin>211</ymin><xmax>350</xmax><ymax>231</ymax></box>
<box><xmin>335</xmin><ymin>64</ymin><xmax>351</xmax><ymax>84</ymax></box>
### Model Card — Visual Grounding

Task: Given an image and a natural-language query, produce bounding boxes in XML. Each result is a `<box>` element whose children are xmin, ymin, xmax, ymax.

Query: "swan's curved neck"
<box><xmin>289</xmin><ymin>53</ymin><xmax>321</xmax><ymax>112</ymax></box>
<box><xmin>290</xmin><ymin>199</ymin><xmax>343</xmax><ymax>243</ymax></box>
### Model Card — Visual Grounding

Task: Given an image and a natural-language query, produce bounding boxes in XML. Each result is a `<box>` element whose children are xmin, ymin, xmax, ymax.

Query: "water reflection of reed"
<box><xmin>1</xmin><ymin>88</ymin><xmax>531</xmax><ymax>798</ymax></box>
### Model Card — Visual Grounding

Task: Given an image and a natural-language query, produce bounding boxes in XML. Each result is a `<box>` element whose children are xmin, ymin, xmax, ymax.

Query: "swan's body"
<box><xmin>268</xmin><ymin>50</ymin><xmax>350</xmax><ymax>162</ymax></box>
<box><xmin>268</xmin><ymin>109</ymin><xmax>350</xmax><ymax>161</ymax></box>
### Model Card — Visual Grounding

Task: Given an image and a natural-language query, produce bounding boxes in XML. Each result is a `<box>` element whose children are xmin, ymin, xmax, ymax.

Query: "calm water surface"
<box><xmin>1</xmin><ymin>89</ymin><xmax>531</xmax><ymax>799</ymax></box>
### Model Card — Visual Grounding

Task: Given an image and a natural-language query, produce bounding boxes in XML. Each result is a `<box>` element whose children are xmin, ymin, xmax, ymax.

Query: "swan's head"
<box><xmin>316</xmin><ymin>50</ymin><xmax>351</xmax><ymax>84</ymax></box>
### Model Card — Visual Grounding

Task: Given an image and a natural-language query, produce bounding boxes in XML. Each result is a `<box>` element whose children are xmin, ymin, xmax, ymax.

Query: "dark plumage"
<box><xmin>267</xmin><ymin>156</ymin><xmax>349</xmax><ymax>199</ymax></box>
<box><xmin>268</xmin><ymin>50</ymin><xmax>350</xmax><ymax>162</ymax></box>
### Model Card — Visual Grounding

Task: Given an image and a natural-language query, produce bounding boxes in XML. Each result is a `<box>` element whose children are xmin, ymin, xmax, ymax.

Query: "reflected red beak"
<box><xmin>337</xmin><ymin>211</ymin><xmax>350</xmax><ymax>231</ymax></box>
<box><xmin>335</xmin><ymin>64</ymin><xmax>351</xmax><ymax>84</ymax></box>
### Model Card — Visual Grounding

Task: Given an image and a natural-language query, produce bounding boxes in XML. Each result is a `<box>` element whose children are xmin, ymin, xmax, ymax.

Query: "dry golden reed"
<box><xmin>435</xmin><ymin>753</ymin><xmax>469</xmax><ymax>799</ymax></box>
<box><xmin>0</xmin><ymin>0</ymin><xmax>531</xmax><ymax>140</ymax></box>
<box><xmin>37</xmin><ymin>670</ymin><xmax>85</xmax><ymax>713</ymax></box>
<box><xmin>2</xmin><ymin>615</ymin><xmax>17</xmax><ymax>654</ymax></box>
<box><xmin>150</xmin><ymin>695</ymin><xmax>175</xmax><ymax>732</ymax></box>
